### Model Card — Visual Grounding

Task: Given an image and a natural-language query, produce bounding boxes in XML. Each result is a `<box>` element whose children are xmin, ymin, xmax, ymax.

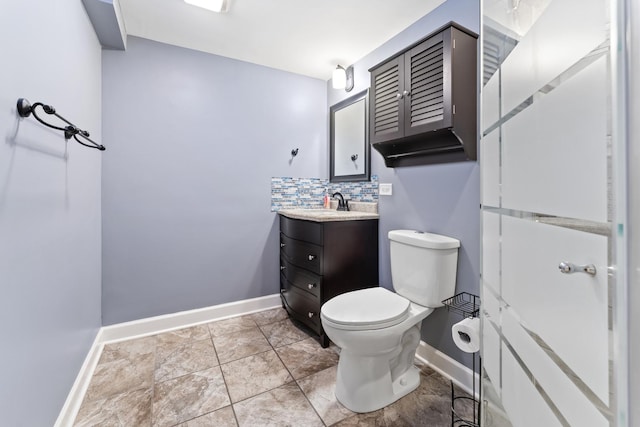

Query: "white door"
<box><xmin>480</xmin><ymin>0</ymin><xmax>627</xmax><ymax>425</ymax></box>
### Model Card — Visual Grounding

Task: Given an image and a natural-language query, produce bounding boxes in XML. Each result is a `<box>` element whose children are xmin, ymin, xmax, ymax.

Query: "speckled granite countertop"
<box><xmin>278</xmin><ymin>201</ymin><xmax>379</xmax><ymax>222</ymax></box>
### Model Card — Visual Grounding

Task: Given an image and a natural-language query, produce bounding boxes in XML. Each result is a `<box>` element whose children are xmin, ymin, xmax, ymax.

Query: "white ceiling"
<box><xmin>118</xmin><ymin>0</ymin><xmax>446</xmax><ymax>80</ymax></box>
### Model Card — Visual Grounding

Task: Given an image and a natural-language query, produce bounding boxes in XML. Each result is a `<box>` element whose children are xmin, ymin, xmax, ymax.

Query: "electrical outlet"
<box><xmin>379</xmin><ymin>183</ymin><xmax>393</xmax><ymax>196</ymax></box>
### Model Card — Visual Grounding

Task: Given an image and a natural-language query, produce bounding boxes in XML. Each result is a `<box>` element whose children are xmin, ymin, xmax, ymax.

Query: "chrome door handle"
<box><xmin>558</xmin><ymin>262</ymin><xmax>596</xmax><ymax>276</ymax></box>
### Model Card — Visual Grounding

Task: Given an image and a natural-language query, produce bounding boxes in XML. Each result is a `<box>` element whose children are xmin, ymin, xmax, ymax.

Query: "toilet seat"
<box><xmin>321</xmin><ymin>287</ymin><xmax>410</xmax><ymax>331</ymax></box>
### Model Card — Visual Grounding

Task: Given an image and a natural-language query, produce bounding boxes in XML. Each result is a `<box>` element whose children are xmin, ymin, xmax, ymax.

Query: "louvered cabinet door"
<box><xmin>403</xmin><ymin>31</ymin><xmax>450</xmax><ymax>137</ymax></box>
<box><xmin>369</xmin><ymin>55</ymin><xmax>405</xmax><ymax>144</ymax></box>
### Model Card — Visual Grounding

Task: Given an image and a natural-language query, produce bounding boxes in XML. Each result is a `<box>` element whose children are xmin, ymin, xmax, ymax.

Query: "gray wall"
<box><xmin>0</xmin><ymin>2</ymin><xmax>103</xmax><ymax>425</ymax></box>
<box><xmin>328</xmin><ymin>0</ymin><xmax>480</xmax><ymax>368</ymax></box>
<box><xmin>102</xmin><ymin>37</ymin><xmax>327</xmax><ymax>324</ymax></box>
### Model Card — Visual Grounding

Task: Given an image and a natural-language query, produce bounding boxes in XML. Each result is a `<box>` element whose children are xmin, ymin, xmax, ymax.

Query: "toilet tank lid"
<box><xmin>388</xmin><ymin>230</ymin><xmax>460</xmax><ymax>249</ymax></box>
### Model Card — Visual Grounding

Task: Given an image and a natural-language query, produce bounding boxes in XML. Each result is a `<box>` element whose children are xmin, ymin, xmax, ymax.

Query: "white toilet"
<box><xmin>320</xmin><ymin>229</ymin><xmax>460</xmax><ymax>413</ymax></box>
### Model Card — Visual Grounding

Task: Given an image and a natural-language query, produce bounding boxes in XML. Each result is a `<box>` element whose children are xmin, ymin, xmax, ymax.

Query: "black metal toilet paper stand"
<box><xmin>442</xmin><ymin>292</ymin><xmax>481</xmax><ymax>427</ymax></box>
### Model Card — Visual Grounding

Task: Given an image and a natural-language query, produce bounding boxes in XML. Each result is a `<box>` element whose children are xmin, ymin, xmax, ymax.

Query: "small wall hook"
<box><xmin>351</xmin><ymin>154</ymin><xmax>358</xmax><ymax>161</ymax></box>
<box><xmin>291</xmin><ymin>148</ymin><xmax>299</xmax><ymax>157</ymax></box>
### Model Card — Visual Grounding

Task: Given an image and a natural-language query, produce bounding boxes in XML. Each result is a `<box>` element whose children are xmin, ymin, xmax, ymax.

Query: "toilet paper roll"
<box><xmin>452</xmin><ymin>317</ymin><xmax>480</xmax><ymax>353</ymax></box>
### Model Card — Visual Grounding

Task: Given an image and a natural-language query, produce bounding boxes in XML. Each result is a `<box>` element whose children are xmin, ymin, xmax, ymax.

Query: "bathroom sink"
<box><xmin>303</xmin><ymin>209</ymin><xmax>352</xmax><ymax>216</ymax></box>
<box><xmin>277</xmin><ymin>208</ymin><xmax>379</xmax><ymax>222</ymax></box>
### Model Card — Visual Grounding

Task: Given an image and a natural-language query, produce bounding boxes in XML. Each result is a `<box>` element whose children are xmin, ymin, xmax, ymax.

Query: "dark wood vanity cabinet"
<box><xmin>279</xmin><ymin>215</ymin><xmax>379</xmax><ymax>347</ymax></box>
<box><xmin>369</xmin><ymin>22</ymin><xmax>478</xmax><ymax>166</ymax></box>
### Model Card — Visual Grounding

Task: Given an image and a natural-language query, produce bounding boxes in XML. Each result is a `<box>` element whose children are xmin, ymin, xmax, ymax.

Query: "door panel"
<box><xmin>404</xmin><ymin>31</ymin><xmax>447</xmax><ymax>136</ymax></box>
<box><xmin>480</xmin><ymin>0</ymin><xmax>621</xmax><ymax>425</ymax></box>
<box><xmin>370</xmin><ymin>57</ymin><xmax>404</xmax><ymax>144</ymax></box>
<box><xmin>498</xmin><ymin>0</ymin><xmax>607</xmax><ymax>115</ymax></box>
<box><xmin>482</xmin><ymin>298</ymin><xmax>501</xmax><ymax>392</ymax></box>
<box><xmin>501</xmin><ymin>216</ymin><xmax>609</xmax><ymax>403</ymax></box>
<box><xmin>502</xmin><ymin>308</ymin><xmax>608</xmax><ymax>427</ymax></box>
<box><xmin>482</xmin><ymin>211</ymin><xmax>500</xmax><ymax>291</ymax></box>
<box><xmin>481</xmin><ymin>129</ymin><xmax>500</xmax><ymax>208</ymax></box>
<box><xmin>501</xmin><ymin>341</ymin><xmax>563</xmax><ymax>427</ymax></box>
<box><xmin>502</xmin><ymin>56</ymin><xmax>608</xmax><ymax>222</ymax></box>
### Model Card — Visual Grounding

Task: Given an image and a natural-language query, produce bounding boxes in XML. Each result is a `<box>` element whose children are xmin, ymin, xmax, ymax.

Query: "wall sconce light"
<box><xmin>184</xmin><ymin>0</ymin><xmax>229</xmax><ymax>13</ymax></box>
<box><xmin>332</xmin><ymin>65</ymin><xmax>354</xmax><ymax>92</ymax></box>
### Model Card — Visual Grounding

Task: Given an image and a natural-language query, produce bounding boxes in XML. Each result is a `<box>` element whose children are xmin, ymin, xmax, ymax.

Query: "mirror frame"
<box><xmin>330</xmin><ymin>89</ymin><xmax>370</xmax><ymax>182</ymax></box>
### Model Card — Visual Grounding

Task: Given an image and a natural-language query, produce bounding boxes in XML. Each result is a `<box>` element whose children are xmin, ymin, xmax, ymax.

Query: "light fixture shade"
<box><xmin>332</xmin><ymin>66</ymin><xmax>346</xmax><ymax>90</ymax></box>
<box><xmin>184</xmin><ymin>0</ymin><xmax>229</xmax><ymax>13</ymax></box>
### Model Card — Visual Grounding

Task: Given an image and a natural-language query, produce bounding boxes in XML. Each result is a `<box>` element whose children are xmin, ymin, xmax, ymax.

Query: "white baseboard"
<box><xmin>100</xmin><ymin>293</ymin><xmax>282</xmax><ymax>343</ymax></box>
<box><xmin>56</xmin><ymin>293</ymin><xmax>281</xmax><ymax>425</ymax></box>
<box><xmin>54</xmin><ymin>329</ymin><xmax>105</xmax><ymax>427</ymax></box>
<box><xmin>415</xmin><ymin>340</ymin><xmax>480</xmax><ymax>399</ymax></box>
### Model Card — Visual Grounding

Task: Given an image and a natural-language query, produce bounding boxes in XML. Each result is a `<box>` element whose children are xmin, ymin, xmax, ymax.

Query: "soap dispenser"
<box><xmin>323</xmin><ymin>188</ymin><xmax>330</xmax><ymax>209</ymax></box>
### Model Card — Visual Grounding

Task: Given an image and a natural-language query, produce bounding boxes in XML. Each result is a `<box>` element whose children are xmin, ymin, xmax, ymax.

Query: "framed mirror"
<box><xmin>330</xmin><ymin>89</ymin><xmax>370</xmax><ymax>182</ymax></box>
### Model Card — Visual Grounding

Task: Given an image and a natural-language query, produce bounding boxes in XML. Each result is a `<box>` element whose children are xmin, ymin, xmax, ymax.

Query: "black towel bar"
<box><xmin>16</xmin><ymin>98</ymin><xmax>105</xmax><ymax>151</ymax></box>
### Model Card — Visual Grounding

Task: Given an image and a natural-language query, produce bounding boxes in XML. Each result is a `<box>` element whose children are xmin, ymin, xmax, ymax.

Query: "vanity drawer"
<box><xmin>281</xmin><ymin>284</ymin><xmax>321</xmax><ymax>332</ymax></box>
<box><xmin>280</xmin><ymin>233</ymin><xmax>322</xmax><ymax>275</ymax></box>
<box><xmin>280</xmin><ymin>216</ymin><xmax>323</xmax><ymax>246</ymax></box>
<box><xmin>280</xmin><ymin>256</ymin><xmax>321</xmax><ymax>299</ymax></box>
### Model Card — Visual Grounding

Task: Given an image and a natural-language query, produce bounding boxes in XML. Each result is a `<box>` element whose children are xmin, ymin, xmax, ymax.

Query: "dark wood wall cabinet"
<box><xmin>279</xmin><ymin>215</ymin><xmax>379</xmax><ymax>347</ymax></box>
<box><xmin>369</xmin><ymin>22</ymin><xmax>478</xmax><ymax>167</ymax></box>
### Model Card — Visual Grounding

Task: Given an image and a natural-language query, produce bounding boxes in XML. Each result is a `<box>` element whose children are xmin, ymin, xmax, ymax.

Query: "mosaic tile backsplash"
<box><xmin>271</xmin><ymin>176</ymin><xmax>379</xmax><ymax>211</ymax></box>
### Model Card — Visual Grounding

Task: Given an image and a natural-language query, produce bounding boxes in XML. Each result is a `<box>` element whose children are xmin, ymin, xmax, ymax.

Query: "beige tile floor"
<box><xmin>74</xmin><ymin>308</ymin><xmax>471</xmax><ymax>427</ymax></box>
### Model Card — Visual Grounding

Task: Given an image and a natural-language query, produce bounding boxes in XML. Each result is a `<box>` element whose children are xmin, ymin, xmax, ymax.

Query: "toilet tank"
<box><xmin>388</xmin><ymin>230</ymin><xmax>460</xmax><ymax>308</ymax></box>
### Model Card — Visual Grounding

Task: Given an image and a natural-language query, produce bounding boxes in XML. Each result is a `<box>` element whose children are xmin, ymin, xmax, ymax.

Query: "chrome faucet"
<box><xmin>332</xmin><ymin>192</ymin><xmax>349</xmax><ymax>211</ymax></box>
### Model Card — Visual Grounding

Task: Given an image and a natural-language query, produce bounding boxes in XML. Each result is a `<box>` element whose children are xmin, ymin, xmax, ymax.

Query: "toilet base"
<box><xmin>334</xmin><ymin>351</ymin><xmax>422</xmax><ymax>413</ymax></box>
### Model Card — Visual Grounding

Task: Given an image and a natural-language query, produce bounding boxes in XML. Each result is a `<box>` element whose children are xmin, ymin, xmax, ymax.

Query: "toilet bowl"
<box><xmin>320</xmin><ymin>230</ymin><xmax>460</xmax><ymax>413</ymax></box>
<box><xmin>321</xmin><ymin>287</ymin><xmax>434</xmax><ymax>412</ymax></box>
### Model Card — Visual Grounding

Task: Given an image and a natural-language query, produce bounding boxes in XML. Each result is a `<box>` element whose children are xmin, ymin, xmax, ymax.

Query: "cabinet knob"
<box><xmin>396</xmin><ymin>93</ymin><xmax>403</xmax><ymax>99</ymax></box>
<box><xmin>307</xmin><ymin>283</ymin><xmax>316</xmax><ymax>289</ymax></box>
<box><xmin>280</xmin><ymin>243</ymin><xmax>286</xmax><ymax>248</ymax></box>
<box><xmin>403</xmin><ymin>90</ymin><xmax>411</xmax><ymax>97</ymax></box>
<box><xmin>558</xmin><ymin>262</ymin><xmax>596</xmax><ymax>276</ymax></box>
<box><xmin>308</xmin><ymin>312</ymin><xmax>315</xmax><ymax>318</ymax></box>
<box><xmin>280</xmin><ymin>266</ymin><xmax>286</xmax><ymax>271</ymax></box>
<box><xmin>308</xmin><ymin>254</ymin><xmax>316</xmax><ymax>261</ymax></box>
